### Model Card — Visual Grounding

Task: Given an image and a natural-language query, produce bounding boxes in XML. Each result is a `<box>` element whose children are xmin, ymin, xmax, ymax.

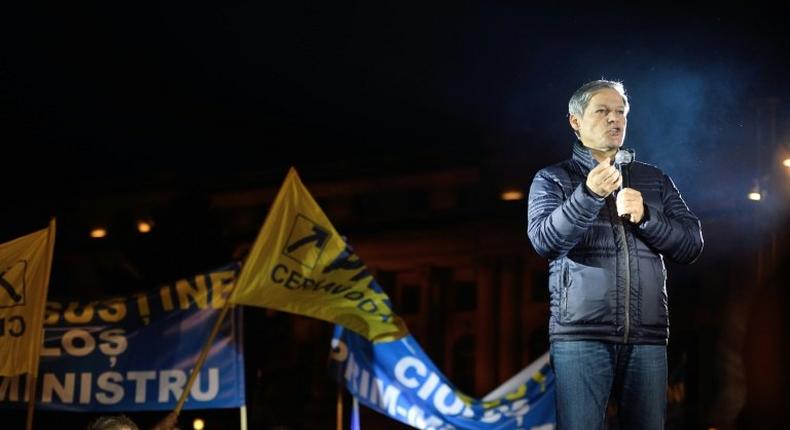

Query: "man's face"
<box><xmin>570</xmin><ymin>88</ymin><xmax>628</xmax><ymax>154</ymax></box>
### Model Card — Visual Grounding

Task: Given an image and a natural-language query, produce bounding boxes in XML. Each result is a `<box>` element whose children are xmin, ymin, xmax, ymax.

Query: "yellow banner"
<box><xmin>230</xmin><ymin>168</ymin><xmax>407</xmax><ymax>342</ymax></box>
<box><xmin>0</xmin><ymin>219</ymin><xmax>56</xmax><ymax>376</ymax></box>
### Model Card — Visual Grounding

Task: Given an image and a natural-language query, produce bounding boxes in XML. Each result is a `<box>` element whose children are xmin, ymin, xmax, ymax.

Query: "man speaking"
<box><xmin>527</xmin><ymin>80</ymin><xmax>703</xmax><ymax>429</ymax></box>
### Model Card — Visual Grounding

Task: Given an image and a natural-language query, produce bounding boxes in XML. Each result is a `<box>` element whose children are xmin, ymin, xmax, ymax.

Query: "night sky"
<box><xmin>1</xmin><ymin>3</ymin><xmax>789</xmax><ymax>269</ymax></box>
<box><xmin>3</xmin><ymin>4</ymin><xmax>789</xmax><ymax>198</ymax></box>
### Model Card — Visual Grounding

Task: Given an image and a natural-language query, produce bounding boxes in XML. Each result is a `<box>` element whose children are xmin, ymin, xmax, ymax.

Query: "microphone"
<box><xmin>614</xmin><ymin>148</ymin><xmax>635</xmax><ymax>190</ymax></box>
<box><xmin>614</xmin><ymin>148</ymin><xmax>635</xmax><ymax>222</ymax></box>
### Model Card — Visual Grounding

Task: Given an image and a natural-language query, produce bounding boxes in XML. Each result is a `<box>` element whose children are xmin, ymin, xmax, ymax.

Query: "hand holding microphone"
<box><xmin>613</xmin><ymin>149</ymin><xmax>644</xmax><ymax>223</ymax></box>
<box><xmin>617</xmin><ymin>188</ymin><xmax>644</xmax><ymax>223</ymax></box>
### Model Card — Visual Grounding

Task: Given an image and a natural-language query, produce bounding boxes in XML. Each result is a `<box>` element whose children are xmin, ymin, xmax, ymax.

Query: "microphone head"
<box><xmin>614</xmin><ymin>149</ymin><xmax>634</xmax><ymax>166</ymax></box>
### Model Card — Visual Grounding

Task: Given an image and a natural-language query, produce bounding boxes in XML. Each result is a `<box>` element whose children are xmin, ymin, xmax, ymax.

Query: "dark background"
<box><xmin>1</xmin><ymin>2</ymin><xmax>789</xmax><ymax>429</ymax></box>
<box><xmin>2</xmin><ymin>3</ymin><xmax>789</xmax><ymax>199</ymax></box>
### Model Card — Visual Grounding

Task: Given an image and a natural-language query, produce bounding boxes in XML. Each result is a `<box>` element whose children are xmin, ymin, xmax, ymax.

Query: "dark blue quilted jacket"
<box><xmin>527</xmin><ymin>142</ymin><xmax>703</xmax><ymax>344</ymax></box>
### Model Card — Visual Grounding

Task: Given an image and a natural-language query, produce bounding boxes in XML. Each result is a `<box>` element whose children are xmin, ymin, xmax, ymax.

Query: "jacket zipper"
<box><xmin>562</xmin><ymin>262</ymin><xmax>569</xmax><ymax>319</ymax></box>
<box><xmin>617</xmin><ymin>215</ymin><xmax>631</xmax><ymax>343</ymax></box>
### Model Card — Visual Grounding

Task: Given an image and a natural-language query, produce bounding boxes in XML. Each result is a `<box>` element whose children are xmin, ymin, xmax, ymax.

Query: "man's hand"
<box><xmin>586</xmin><ymin>158</ymin><xmax>622</xmax><ymax>198</ymax></box>
<box><xmin>616</xmin><ymin>188</ymin><xmax>644</xmax><ymax>224</ymax></box>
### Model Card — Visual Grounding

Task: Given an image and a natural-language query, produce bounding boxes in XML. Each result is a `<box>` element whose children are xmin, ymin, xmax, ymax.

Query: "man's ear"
<box><xmin>568</xmin><ymin>114</ymin><xmax>580</xmax><ymax>132</ymax></box>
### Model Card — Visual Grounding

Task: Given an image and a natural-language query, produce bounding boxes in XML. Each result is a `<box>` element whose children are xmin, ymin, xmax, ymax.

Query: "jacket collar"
<box><xmin>571</xmin><ymin>140</ymin><xmax>598</xmax><ymax>172</ymax></box>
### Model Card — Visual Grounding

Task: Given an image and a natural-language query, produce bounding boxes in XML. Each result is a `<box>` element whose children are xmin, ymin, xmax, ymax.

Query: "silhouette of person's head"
<box><xmin>85</xmin><ymin>415</ymin><xmax>139</xmax><ymax>430</ymax></box>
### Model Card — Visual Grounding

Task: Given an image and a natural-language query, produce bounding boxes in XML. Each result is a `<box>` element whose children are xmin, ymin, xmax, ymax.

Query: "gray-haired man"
<box><xmin>528</xmin><ymin>80</ymin><xmax>703</xmax><ymax>429</ymax></box>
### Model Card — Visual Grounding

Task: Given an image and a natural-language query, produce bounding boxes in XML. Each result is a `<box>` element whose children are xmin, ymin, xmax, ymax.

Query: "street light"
<box><xmin>89</xmin><ymin>227</ymin><xmax>108</xmax><ymax>238</ymax></box>
<box><xmin>137</xmin><ymin>220</ymin><xmax>153</xmax><ymax>234</ymax></box>
<box><xmin>748</xmin><ymin>181</ymin><xmax>762</xmax><ymax>201</ymax></box>
<box><xmin>500</xmin><ymin>188</ymin><xmax>524</xmax><ymax>201</ymax></box>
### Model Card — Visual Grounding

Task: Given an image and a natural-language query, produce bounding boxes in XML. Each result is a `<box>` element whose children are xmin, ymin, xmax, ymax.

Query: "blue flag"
<box><xmin>330</xmin><ymin>325</ymin><xmax>556</xmax><ymax>429</ymax></box>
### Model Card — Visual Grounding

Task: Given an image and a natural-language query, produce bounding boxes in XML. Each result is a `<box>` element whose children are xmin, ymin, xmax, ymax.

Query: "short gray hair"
<box><xmin>85</xmin><ymin>415</ymin><xmax>139</xmax><ymax>430</ymax></box>
<box><xmin>568</xmin><ymin>79</ymin><xmax>630</xmax><ymax>118</ymax></box>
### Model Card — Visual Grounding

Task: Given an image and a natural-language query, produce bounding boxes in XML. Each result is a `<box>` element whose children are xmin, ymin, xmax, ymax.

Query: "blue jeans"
<box><xmin>550</xmin><ymin>341</ymin><xmax>667</xmax><ymax>430</ymax></box>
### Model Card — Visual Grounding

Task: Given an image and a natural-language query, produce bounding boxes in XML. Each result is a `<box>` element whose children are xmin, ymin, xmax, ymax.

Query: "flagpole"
<box><xmin>173</xmin><ymin>292</ymin><xmax>235</xmax><ymax>416</ymax></box>
<box><xmin>351</xmin><ymin>396</ymin><xmax>360</xmax><ymax>430</ymax></box>
<box><xmin>336</xmin><ymin>386</ymin><xmax>343</xmax><ymax>430</ymax></box>
<box><xmin>26</xmin><ymin>219</ymin><xmax>56</xmax><ymax>430</ymax></box>
<box><xmin>25</xmin><ymin>373</ymin><xmax>37</xmax><ymax>430</ymax></box>
<box><xmin>239</xmin><ymin>404</ymin><xmax>247</xmax><ymax>430</ymax></box>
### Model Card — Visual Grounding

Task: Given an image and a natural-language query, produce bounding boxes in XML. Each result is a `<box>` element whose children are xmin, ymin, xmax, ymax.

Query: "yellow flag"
<box><xmin>230</xmin><ymin>168</ymin><xmax>407</xmax><ymax>342</ymax></box>
<box><xmin>0</xmin><ymin>219</ymin><xmax>56</xmax><ymax>376</ymax></box>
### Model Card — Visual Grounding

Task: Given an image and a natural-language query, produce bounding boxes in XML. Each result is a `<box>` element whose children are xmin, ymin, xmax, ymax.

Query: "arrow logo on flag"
<box><xmin>0</xmin><ymin>267</ymin><xmax>23</xmax><ymax>303</ymax></box>
<box><xmin>286</xmin><ymin>225</ymin><xmax>329</xmax><ymax>254</ymax></box>
<box><xmin>282</xmin><ymin>214</ymin><xmax>332</xmax><ymax>269</ymax></box>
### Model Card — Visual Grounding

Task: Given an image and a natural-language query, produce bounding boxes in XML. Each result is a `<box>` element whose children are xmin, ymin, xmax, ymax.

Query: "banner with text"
<box><xmin>330</xmin><ymin>326</ymin><xmax>556</xmax><ymax>430</ymax></box>
<box><xmin>0</xmin><ymin>265</ymin><xmax>245</xmax><ymax>412</ymax></box>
